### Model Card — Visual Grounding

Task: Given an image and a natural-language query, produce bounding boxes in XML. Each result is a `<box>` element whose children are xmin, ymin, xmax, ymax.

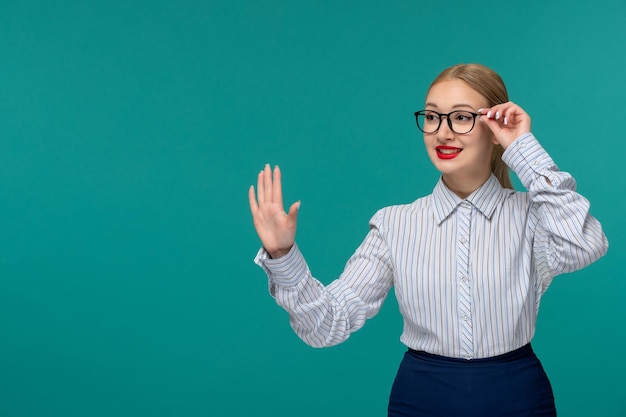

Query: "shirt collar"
<box><xmin>432</xmin><ymin>174</ymin><xmax>505</xmax><ymax>224</ymax></box>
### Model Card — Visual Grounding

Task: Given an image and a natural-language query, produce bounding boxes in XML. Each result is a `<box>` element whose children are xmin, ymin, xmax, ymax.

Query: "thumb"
<box><xmin>286</xmin><ymin>201</ymin><xmax>301</xmax><ymax>224</ymax></box>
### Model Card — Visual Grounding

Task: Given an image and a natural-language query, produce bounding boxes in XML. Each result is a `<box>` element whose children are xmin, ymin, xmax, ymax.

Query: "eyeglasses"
<box><xmin>414</xmin><ymin>110</ymin><xmax>481</xmax><ymax>134</ymax></box>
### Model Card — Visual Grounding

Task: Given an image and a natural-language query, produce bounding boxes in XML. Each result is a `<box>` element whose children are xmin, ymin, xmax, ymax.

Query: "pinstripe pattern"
<box><xmin>456</xmin><ymin>202</ymin><xmax>474</xmax><ymax>359</ymax></box>
<box><xmin>255</xmin><ymin>133</ymin><xmax>608</xmax><ymax>359</ymax></box>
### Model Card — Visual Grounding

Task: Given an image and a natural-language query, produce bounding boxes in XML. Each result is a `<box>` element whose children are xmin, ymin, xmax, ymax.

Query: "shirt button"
<box><xmin>520</xmin><ymin>141</ymin><xmax>527</xmax><ymax>148</ymax></box>
<box><xmin>464</xmin><ymin>354</ymin><xmax>473</xmax><ymax>360</ymax></box>
<box><xmin>463</xmin><ymin>315</ymin><xmax>470</xmax><ymax>321</ymax></box>
<box><xmin>533</xmin><ymin>159</ymin><xmax>541</xmax><ymax>166</ymax></box>
<box><xmin>460</xmin><ymin>237</ymin><xmax>467</xmax><ymax>244</ymax></box>
<box><xmin>461</xmin><ymin>276</ymin><xmax>467</xmax><ymax>283</ymax></box>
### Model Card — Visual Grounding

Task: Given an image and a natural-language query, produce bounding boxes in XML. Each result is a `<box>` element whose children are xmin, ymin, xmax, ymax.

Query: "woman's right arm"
<box><xmin>249</xmin><ymin>165</ymin><xmax>394</xmax><ymax>347</ymax></box>
<box><xmin>254</xmin><ymin>223</ymin><xmax>394</xmax><ymax>348</ymax></box>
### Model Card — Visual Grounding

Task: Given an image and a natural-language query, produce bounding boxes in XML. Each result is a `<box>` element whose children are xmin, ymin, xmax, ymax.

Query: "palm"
<box><xmin>248</xmin><ymin>165</ymin><xmax>299</xmax><ymax>258</ymax></box>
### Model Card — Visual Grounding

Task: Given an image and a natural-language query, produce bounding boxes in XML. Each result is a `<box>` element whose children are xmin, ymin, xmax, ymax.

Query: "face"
<box><xmin>422</xmin><ymin>79</ymin><xmax>497</xmax><ymax>195</ymax></box>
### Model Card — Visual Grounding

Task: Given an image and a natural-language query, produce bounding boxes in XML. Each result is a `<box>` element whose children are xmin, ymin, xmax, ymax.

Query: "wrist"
<box><xmin>268</xmin><ymin>246</ymin><xmax>292</xmax><ymax>259</ymax></box>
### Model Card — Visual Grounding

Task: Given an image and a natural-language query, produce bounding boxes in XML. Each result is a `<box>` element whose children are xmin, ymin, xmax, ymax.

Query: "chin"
<box><xmin>429</xmin><ymin>159</ymin><xmax>462</xmax><ymax>175</ymax></box>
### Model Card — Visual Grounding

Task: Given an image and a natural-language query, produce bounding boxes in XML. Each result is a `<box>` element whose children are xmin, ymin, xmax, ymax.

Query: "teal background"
<box><xmin>0</xmin><ymin>1</ymin><xmax>624</xmax><ymax>416</ymax></box>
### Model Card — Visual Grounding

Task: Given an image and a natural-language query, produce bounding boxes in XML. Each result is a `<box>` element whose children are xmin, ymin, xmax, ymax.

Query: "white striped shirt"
<box><xmin>255</xmin><ymin>133</ymin><xmax>608</xmax><ymax>359</ymax></box>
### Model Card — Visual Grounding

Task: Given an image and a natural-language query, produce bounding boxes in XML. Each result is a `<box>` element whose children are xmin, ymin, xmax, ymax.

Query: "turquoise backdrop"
<box><xmin>1</xmin><ymin>1</ymin><xmax>624</xmax><ymax>416</ymax></box>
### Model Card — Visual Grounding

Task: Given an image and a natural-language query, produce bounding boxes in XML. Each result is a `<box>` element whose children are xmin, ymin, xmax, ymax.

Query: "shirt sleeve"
<box><xmin>254</xmin><ymin>213</ymin><xmax>394</xmax><ymax>348</ymax></box>
<box><xmin>502</xmin><ymin>132</ymin><xmax>608</xmax><ymax>289</ymax></box>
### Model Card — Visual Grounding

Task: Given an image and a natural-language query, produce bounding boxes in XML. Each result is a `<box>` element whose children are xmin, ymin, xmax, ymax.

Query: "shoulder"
<box><xmin>369</xmin><ymin>194</ymin><xmax>434</xmax><ymax>231</ymax></box>
<box><xmin>490</xmin><ymin>187</ymin><xmax>537</xmax><ymax>224</ymax></box>
<box><xmin>503</xmin><ymin>187</ymin><xmax>532</xmax><ymax>207</ymax></box>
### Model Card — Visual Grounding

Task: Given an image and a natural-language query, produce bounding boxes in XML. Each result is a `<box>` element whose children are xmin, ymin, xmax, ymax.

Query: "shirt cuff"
<box><xmin>502</xmin><ymin>132</ymin><xmax>560</xmax><ymax>188</ymax></box>
<box><xmin>254</xmin><ymin>243</ymin><xmax>309</xmax><ymax>287</ymax></box>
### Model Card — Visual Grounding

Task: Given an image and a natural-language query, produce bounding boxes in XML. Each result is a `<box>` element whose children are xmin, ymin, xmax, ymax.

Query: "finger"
<box><xmin>263</xmin><ymin>163</ymin><xmax>273</xmax><ymax>202</ymax></box>
<box><xmin>257</xmin><ymin>169</ymin><xmax>265</xmax><ymax>204</ymax></box>
<box><xmin>248</xmin><ymin>185</ymin><xmax>259</xmax><ymax>216</ymax></box>
<box><xmin>273</xmin><ymin>165</ymin><xmax>283</xmax><ymax>204</ymax></box>
<box><xmin>482</xmin><ymin>108</ymin><xmax>497</xmax><ymax>120</ymax></box>
<box><xmin>502</xmin><ymin>109</ymin><xmax>516</xmax><ymax>127</ymax></box>
<box><xmin>287</xmin><ymin>200</ymin><xmax>301</xmax><ymax>226</ymax></box>
<box><xmin>500</xmin><ymin>104</ymin><xmax>529</xmax><ymax>129</ymax></box>
<box><xmin>494</xmin><ymin>103</ymin><xmax>515</xmax><ymax>122</ymax></box>
<box><xmin>481</xmin><ymin>102</ymin><xmax>510</xmax><ymax>118</ymax></box>
<box><xmin>477</xmin><ymin>108</ymin><xmax>493</xmax><ymax>126</ymax></box>
<box><xmin>487</xmin><ymin>104</ymin><xmax>513</xmax><ymax>128</ymax></box>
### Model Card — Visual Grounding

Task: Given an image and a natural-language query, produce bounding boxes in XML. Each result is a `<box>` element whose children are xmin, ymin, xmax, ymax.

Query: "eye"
<box><xmin>424</xmin><ymin>111</ymin><xmax>440</xmax><ymax>122</ymax></box>
<box><xmin>453</xmin><ymin>111</ymin><xmax>473</xmax><ymax>123</ymax></box>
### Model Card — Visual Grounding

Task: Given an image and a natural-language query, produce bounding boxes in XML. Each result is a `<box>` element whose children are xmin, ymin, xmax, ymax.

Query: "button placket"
<box><xmin>457</xmin><ymin>202</ymin><xmax>474</xmax><ymax>360</ymax></box>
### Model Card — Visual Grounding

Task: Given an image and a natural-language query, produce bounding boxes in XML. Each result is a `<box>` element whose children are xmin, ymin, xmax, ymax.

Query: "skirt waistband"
<box><xmin>391</xmin><ymin>343</ymin><xmax>555</xmax><ymax>416</ymax></box>
<box><xmin>408</xmin><ymin>344</ymin><xmax>535</xmax><ymax>365</ymax></box>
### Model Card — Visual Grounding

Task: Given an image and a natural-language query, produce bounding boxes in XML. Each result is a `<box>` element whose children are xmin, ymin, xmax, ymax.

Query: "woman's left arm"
<box><xmin>481</xmin><ymin>102</ymin><xmax>609</xmax><ymax>276</ymax></box>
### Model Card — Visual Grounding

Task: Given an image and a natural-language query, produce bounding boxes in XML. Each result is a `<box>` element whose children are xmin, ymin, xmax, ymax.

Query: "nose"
<box><xmin>436</xmin><ymin>116</ymin><xmax>454</xmax><ymax>141</ymax></box>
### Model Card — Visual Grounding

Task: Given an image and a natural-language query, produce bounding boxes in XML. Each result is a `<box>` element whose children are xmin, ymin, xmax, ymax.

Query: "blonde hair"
<box><xmin>428</xmin><ymin>64</ymin><xmax>513</xmax><ymax>189</ymax></box>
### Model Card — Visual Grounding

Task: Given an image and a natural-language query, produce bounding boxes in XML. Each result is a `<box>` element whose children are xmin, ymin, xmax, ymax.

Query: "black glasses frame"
<box><xmin>414</xmin><ymin>110</ymin><xmax>481</xmax><ymax>134</ymax></box>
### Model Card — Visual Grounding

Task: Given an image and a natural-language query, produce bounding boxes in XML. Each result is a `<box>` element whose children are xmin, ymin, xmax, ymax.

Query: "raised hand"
<box><xmin>478</xmin><ymin>102</ymin><xmax>532</xmax><ymax>149</ymax></box>
<box><xmin>248</xmin><ymin>164</ymin><xmax>300</xmax><ymax>259</ymax></box>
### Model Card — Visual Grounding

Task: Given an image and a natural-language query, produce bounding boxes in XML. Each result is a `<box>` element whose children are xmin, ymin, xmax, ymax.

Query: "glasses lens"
<box><xmin>449</xmin><ymin>111</ymin><xmax>475</xmax><ymax>134</ymax></box>
<box><xmin>416</xmin><ymin>111</ymin><xmax>439</xmax><ymax>133</ymax></box>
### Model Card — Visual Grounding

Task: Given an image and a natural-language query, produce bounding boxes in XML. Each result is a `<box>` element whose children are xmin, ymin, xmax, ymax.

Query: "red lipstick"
<box><xmin>436</xmin><ymin>146</ymin><xmax>462</xmax><ymax>160</ymax></box>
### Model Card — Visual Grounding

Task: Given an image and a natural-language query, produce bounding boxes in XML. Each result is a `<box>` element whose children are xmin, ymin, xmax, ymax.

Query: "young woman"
<box><xmin>248</xmin><ymin>63</ymin><xmax>608</xmax><ymax>416</ymax></box>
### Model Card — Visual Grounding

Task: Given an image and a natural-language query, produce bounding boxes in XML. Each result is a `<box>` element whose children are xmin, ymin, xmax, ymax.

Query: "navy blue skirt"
<box><xmin>388</xmin><ymin>344</ymin><xmax>556</xmax><ymax>417</ymax></box>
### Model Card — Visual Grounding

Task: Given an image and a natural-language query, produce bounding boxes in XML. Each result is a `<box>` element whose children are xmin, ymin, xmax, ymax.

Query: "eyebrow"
<box><xmin>424</xmin><ymin>102</ymin><xmax>477</xmax><ymax>110</ymax></box>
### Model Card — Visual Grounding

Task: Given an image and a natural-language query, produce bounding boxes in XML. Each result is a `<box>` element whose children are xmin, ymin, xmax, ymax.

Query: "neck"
<box><xmin>442</xmin><ymin>172</ymin><xmax>491</xmax><ymax>199</ymax></box>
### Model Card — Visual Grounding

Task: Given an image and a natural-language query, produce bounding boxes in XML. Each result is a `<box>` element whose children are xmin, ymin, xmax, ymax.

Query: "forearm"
<box><xmin>504</xmin><ymin>133</ymin><xmax>608</xmax><ymax>273</ymax></box>
<box><xmin>254</xmin><ymin>228</ymin><xmax>394</xmax><ymax>347</ymax></box>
